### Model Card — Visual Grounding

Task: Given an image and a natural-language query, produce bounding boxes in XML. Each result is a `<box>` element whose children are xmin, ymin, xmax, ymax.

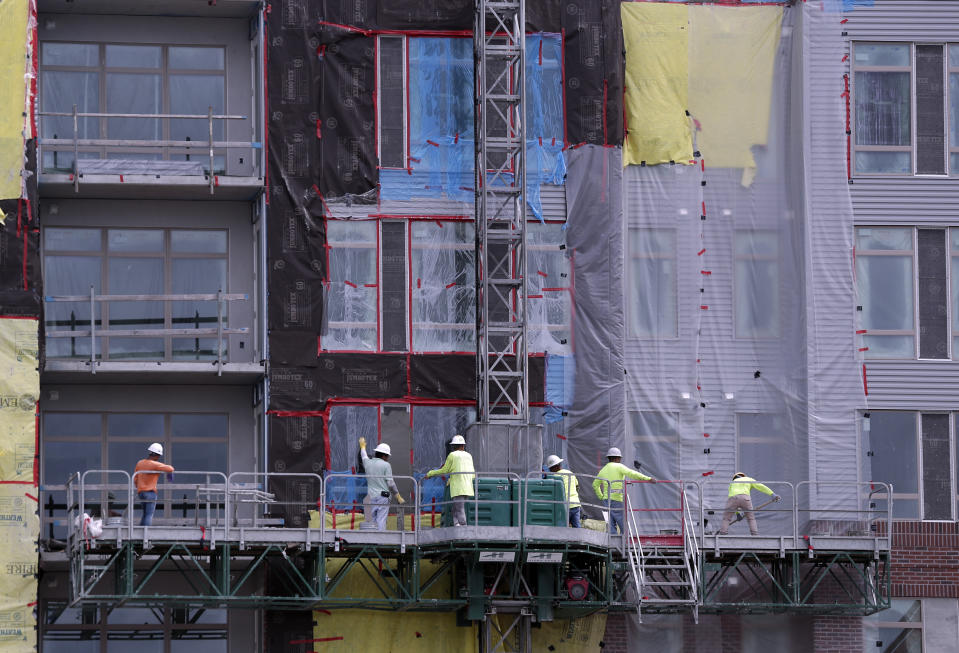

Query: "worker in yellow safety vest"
<box><xmin>718</xmin><ymin>472</ymin><xmax>781</xmax><ymax>536</ymax></box>
<box><xmin>546</xmin><ymin>454</ymin><xmax>581</xmax><ymax>528</ymax></box>
<box><xmin>425</xmin><ymin>434</ymin><xmax>475</xmax><ymax>526</ymax></box>
<box><xmin>592</xmin><ymin>447</ymin><xmax>653</xmax><ymax>534</ymax></box>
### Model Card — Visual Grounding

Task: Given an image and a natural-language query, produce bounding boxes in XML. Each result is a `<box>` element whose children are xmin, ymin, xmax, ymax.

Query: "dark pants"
<box><xmin>138</xmin><ymin>490</ymin><xmax>157</xmax><ymax>526</ymax></box>
<box><xmin>609</xmin><ymin>505</ymin><xmax>624</xmax><ymax>534</ymax></box>
<box><xmin>568</xmin><ymin>506</ymin><xmax>581</xmax><ymax>528</ymax></box>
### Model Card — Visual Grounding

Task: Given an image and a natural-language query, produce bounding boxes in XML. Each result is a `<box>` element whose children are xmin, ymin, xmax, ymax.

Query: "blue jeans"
<box><xmin>609</xmin><ymin>505</ymin><xmax>624</xmax><ymax>534</ymax></box>
<box><xmin>139</xmin><ymin>491</ymin><xmax>157</xmax><ymax>526</ymax></box>
<box><xmin>568</xmin><ymin>506</ymin><xmax>581</xmax><ymax>528</ymax></box>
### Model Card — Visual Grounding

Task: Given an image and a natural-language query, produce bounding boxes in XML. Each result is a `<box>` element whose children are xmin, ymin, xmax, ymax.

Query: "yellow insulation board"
<box><xmin>0</xmin><ymin>318</ymin><xmax>38</xmax><ymax>483</ymax></box>
<box><xmin>0</xmin><ymin>318</ymin><xmax>39</xmax><ymax>653</ymax></box>
<box><xmin>0</xmin><ymin>0</ymin><xmax>28</xmax><ymax>199</ymax></box>
<box><xmin>311</xmin><ymin>560</ymin><xmax>606</xmax><ymax>652</ymax></box>
<box><xmin>622</xmin><ymin>3</ymin><xmax>783</xmax><ymax>179</ymax></box>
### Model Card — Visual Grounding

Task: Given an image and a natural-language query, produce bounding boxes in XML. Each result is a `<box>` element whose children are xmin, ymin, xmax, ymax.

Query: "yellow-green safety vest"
<box><xmin>593</xmin><ymin>462</ymin><xmax>650</xmax><ymax>503</ymax></box>
<box><xmin>426</xmin><ymin>450</ymin><xmax>475</xmax><ymax>498</ymax></box>
<box><xmin>728</xmin><ymin>476</ymin><xmax>773</xmax><ymax>497</ymax></box>
<box><xmin>554</xmin><ymin>469</ymin><xmax>580</xmax><ymax>508</ymax></box>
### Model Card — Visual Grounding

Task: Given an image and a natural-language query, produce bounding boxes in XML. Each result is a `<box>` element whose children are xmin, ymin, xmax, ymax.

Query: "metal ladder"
<box><xmin>474</xmin><ymin>0</ymin><xmax>528</xmax><ymax>423</ymax></box>
<box><xmin>624</xmin><ymin>486</ymin><xmax>701</xmax><ymax>623</ymax></box>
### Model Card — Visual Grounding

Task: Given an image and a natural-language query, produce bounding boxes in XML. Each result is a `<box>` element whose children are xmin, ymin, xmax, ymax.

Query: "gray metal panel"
<box><xmin>864</xmin><ymin>361</ymin><xmax>959</xmax><ymax>409</ymax></box>
<box><xmin>851</xmin><ymin>178</ymin><xmax>959</xmax><ymax>223</ymax></box>
<box><xmin>843</xmin><ymin>1</ymin><xmax>959</xmax><ymax>41</ymax></box>
<box><xmin>803</xmin><ymin>3</ymin><xmax>867</xmax><ymax>488</ymax></box>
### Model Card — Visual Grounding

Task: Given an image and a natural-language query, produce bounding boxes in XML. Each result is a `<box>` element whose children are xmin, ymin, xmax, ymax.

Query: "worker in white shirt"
<box><xmin>358</xmin><ymin>437</ymin><xmax>405</xmax><ymax>531</ymax></box>
<box><xmin>546</xmin><ymin>454</ymin><xmax>581</xmax><ymax>528</ymax></box>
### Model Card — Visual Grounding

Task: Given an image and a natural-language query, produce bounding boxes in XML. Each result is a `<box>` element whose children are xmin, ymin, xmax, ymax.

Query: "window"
<box><xmin>853</xmin><ymin>42</ymin><xmax>959</xmax><ymax>176</ymax></box>
<box><xmin>43</xmin><ymin>227</ymin><xmax>229</xmax><ymax>361</ymax></box>
<box><xmin>40</xmin><ymin>42</ymin><xmax>226</xmax><ymax>173</ymax></box>
<box><xmin>856</xmin><ymin>227</ymin><xmax>915</xmax><ymax>358</ymax></box>
<box><xmin>527</xmin><ymin>223</ymin><xmax>571</xmax><ymax>352</ymax></box>
<box><xmin>737</xmin><ymin>413</ymin><xmax>794</xmax><ymax>484</ymax></box>
<box><xmin>862</xmin><ymin>411</ymin><xmax>919</xmax><ymax>519</ymax></box>
<box><xmin>628</xmin><ymin>228</ymin><xmax>677</xmax><ymax>338</ymax></box>
<box><xmin>377</xmin><ymin>35</ymin><xmax>564</xmax><ymax>206</ymax></box>
<box><xmin>41</xmin><ymin>411</ymin><xmax>229</xmax><ymax>539</ymax></box>
<box><xmin>629</xmin><ymin>411</ymin><xmax>679</xmax><ymax>480</ymax></box>
<box><xmin>411</xmin><ymin>221</ymin><xmax>475</xmax><ymax>352</ymax></box>
<box><xmin>734</xmin><ymin>231</ymin><xmax>780</xmax><ymax>339</ymax></box>
<box><xmin>42</xmin><ymin>602</ymin><xmax>227</xmax><ymax>653</ymax></box>
<box><xmin>866</xmin><ymin>599</ymin><xmax>923</xmax><ymax>653</ymax></box>
<box><xmin>322</xmin><ymin>218</ymin><xmax>570</xmax><ymax>353</ymax></box>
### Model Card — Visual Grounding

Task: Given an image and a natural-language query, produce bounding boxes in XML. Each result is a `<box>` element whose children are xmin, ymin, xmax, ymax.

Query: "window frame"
<box><xmin>733</xmin><ymin>230</ymin><xmax>781</xmax><ymax>340</ymax></box>
<box><xmin>950</xmin><ymin>45</ymin><xmax>959</xmax><ymax>175</ymax></box>
<box><xmin>855</xmin><ymin>225</ymin><xmax>918</xmax><ymax>359</ymax></box>
<box><xmin>867</xmin><ymin>598</ymin><xmax>924</xmax><ymax>652</ymax></box>
<box><xmin>42</xmin><ymin>226</ymin><xmax>231</xmax><ymax>362</ymax></box>
<box><xmin>626</xmin><ymin>226</ymin><xmax>679</xmax><ymax>340</ymax></box>
<box><xmin>851</xmin><ymin>41</ymin><xmax>915</xmax><ymax>176</ymax></box>
<box><xmin>39</xmin><ymin>40</ymin><xmax>228</xmax><ymax>172</ymax></box>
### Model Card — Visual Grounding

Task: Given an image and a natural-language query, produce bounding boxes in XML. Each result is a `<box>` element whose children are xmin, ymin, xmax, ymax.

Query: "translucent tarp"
<box><xmin>411</xmin><ymin>221</ymin><xmax>475</xmax><ymax>352</ymax></box>
<box><xmin>321</xmin><ymin>220</ymin><xmax>378</xmax><ymax>351</ymax></box>
<box><xmin>379</xmin><ymin>35</ymin><xmax>565</xmax><ymax>219</ymax></box>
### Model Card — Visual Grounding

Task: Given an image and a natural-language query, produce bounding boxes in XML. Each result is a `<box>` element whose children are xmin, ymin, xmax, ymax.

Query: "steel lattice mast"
<box><xmin>475</xmin><ymin>0</ymin><xmax>528</xmax><ymax>423</ymax></box>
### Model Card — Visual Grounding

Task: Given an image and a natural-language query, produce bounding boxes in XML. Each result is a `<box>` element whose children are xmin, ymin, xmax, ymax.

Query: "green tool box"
<box><xmin>512</xmin><ymin>477</ymin><xmax>566</xmax><ymax>527</ymax></box>
<box><xmin>441</xmin><ymin>477</ymin><xmax>512</xmax><ymax>526</ymax></box>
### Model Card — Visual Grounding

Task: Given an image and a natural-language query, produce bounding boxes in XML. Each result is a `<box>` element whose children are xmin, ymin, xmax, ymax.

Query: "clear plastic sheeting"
<box><xmin>411</xmin><ymin>221</ymin><xmax>475</xmax><ymax>353</ymax></box>
<box><xmin>321</xmin><ymin>220</ymin><xmax>378</xmax><ymax>351</ymax></box>
<box><xmin>527</xmin><ymin>221</ymin><xmax>571</xmax><ymax>353</ymax></box>
<box><xmin>379</xmin><ymin>35</ymin><xmax>565</xmax><ymax>219</ymax></box>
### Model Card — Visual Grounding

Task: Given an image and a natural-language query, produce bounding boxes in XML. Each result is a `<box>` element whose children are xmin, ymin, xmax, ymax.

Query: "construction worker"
<box><xmin>718</xmin><ymin>472</ymin><xmax>781</xmax><ymax>536</ymax></box>
<box><xmin>426</xmin><ymin>434</ymin><xmax>474</xmax><ymax>527</ymax></box>
<box><xmin>546</xmin><ymin>454</ymin><xmax>581</xmax><ymax>528</ymax></box>
<box><xmin>358</xmin><ymin>437</ymin><xmax>405</xmax><ymax>531</ymax></box>
<box><xmin>134</xmin><ymin>443</ymin><xmax>174</xmax><ymax>526</ymax></box>
<box><xmin>593</xmin><ymin>447</ymin><xmax>652</xmax><ymax>534</ymax></box>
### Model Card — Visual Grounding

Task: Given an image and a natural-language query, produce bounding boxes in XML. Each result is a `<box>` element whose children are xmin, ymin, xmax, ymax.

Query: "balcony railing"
<box><xmin>38</xmin><ymin>106</ymin><xmax>260</xmax><ymax>194</ymax></box>
<box><xmin>44</xmin><ymin>287</ymin><xmax>248</xmax><ymax>374</ymax></box>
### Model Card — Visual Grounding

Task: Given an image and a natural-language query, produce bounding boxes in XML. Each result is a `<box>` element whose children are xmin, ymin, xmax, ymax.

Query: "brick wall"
<box><xmin>812</xmin><ymin>616</ymin><xmax>862</xmax><ymax>653</ymax></box>
<box><xmin>889</xmin><ymin>521</ymin><xmax>959</xmax><ymax>598</ymax></box>
<box><xmin>601</xmin><ymin>613</ymin><xmax>628</xmax><ymax>652</ymax></box>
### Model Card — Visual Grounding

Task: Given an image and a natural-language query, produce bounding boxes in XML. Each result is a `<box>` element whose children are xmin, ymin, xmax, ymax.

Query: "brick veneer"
<box><xmin>888</xmin><ymin>521</ymin><xmax>959</xmax><ymax>598</ymax></box>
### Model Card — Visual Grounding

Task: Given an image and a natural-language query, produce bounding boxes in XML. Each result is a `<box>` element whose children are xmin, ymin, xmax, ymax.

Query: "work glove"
<box><xmin>358</xmin><ymin>437</ymin><xmax>366</xmax><ymax>450</ymax></box>
<box><xmin>395</xmin><ymin>494</ymin><xmax>406</xmax><ymax>504</ymax></box>
<box><xmin>773</xmin><ymin>494</ymin><xmax>782</xmax><ymax>502</ymax></box>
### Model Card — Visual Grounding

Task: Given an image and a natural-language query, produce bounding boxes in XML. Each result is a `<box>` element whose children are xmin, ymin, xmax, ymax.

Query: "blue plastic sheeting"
<box><xmin>544</xmin><ymin>353</ymin><xmax>575</xmax><ymax>424</ymax></box>
<box><xmin>824</xmin><ymin>0</ymin><xmax>874</xmax><ymax>11</ymax></box>
<box><xmin>325</xmin><ymin>472</ymin><xmax>368</xmax><ymax>507</ymax></box>
<box><xmin>380</xmin><ymin>35</ymin><xmax>565</xmax><ymax>220</ymax></box>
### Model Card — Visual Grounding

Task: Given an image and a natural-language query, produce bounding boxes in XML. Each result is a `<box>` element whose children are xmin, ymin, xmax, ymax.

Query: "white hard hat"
<box><xmin>546</xmin><ymin>455</ymin><xmax>564</xmax><ymax>468</ymax></box>
<box><xmin>147</xmin><ymin>442</ymin><xmax>164</xmax><ymax>456</ymax></box>
<box><xmin>450</xmin><ymin>434</ymin><xmax>466</xmax><ymax>445</ymax></box>
<box><xmin>374</xmin><ymin>442</ymin><xmax>391</xmax><ymax>456</ymax></box>
<box><xmin>606</xmin><ymin>447</ymin><xmax>622</xmax><ymax>458</ymax></box>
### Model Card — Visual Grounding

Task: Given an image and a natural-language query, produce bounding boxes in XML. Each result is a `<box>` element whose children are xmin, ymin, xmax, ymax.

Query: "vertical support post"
<box><xmin>89</xmin><ymin>285</ymin><xmax>96</xmax><ymax>374</ymax></box>
<box><xmin>72</xmin><ymin>104</ymin><xmax>79</xmax><ymax>192</ymax></box>
<box><xmin>209</xmin><ymin>105</ymin><xmax>215</xmax><ymax>195</ymax></box>
<box><xmin>216</xmin><ymin>288</ymin><xmax>223</xmax><ymax>376</ymax></box>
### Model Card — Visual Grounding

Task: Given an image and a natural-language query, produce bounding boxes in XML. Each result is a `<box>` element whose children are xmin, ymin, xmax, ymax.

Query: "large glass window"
<box><xmin>40</xmin><ymin>42</ymin><xmax>226</xmax><ymax>173</ymax></box>
<box><xmin>411</xmin><ymin>221</ymin><xmax>475</xmax><ymax>352</ymax></box>
<box><xmin>323</xmin><ymin>220</ymin><xmax>378</xmax><ymax>351</ymax></box>
<box><xmin>853</xmin><ymin>43</ymin><xmax>912</xmax><ymax>174</ymax></box>
<box><xmin>866</xmin><ymin>599</ymin><xmax>923</xmax><ymax>653</ymax></box>
<box><xmin>628</xmin><ymin>228</ymin><xmax>677</xmax><ymax>338</ymax></box>
<box><xmin>856</xmin><ymin>227</ymin><xmax>915</xmax><ymax>358</ymax></box>
<box><xmin>43</xmin><ymin>227</ymin><xmax>229</xmax><ymax>361</ymax></box>
<box><xmin>629</xmin><ymin>411</ymin><xmax>679</xmax><ymax>480</ymax></box>
<box><xmin>734</xmin><ymin>231</ymin><xmax>780</xmax><ymax>339</ymax></box>
<box><xmin>527</xmin><ymin>223</ymin><xmax>572</xmax><ymax>353</ymax></box>
<box><xmin>862</xmin><ymin>411</ymin><xmax>919</xmax><ymax>519</ymax></box>
<box><xmin>41</xmin><ymin>411</ymin><xmax>229</xmax><ymax>539</ymax></box>
<box><xmin>42</xmin><ymin>603</ymin><xmax>227</xmax><ymax>653</ymax></box>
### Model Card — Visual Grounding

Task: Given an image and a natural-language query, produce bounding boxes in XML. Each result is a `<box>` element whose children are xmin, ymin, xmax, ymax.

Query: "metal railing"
<box><xmin>39</xmin><ymin>106</ymin><xmax>259</xmax><ymax>194</ymax></box>
<box><xmin>60</xmin><ymin>470</ymin><xmax>893</xmax><ymax>555</ymax></box>
<box><xmin>45</xmin><ymin>286</ymin><xmax>249</xmax><ymax>374</ymax></box>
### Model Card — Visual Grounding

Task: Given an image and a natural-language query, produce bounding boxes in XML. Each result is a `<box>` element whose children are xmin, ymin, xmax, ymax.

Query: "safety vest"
<box><xmin>426</xmin><ymin>450</ymin><xmax>475</xmax><ymax>498</ymax></box>
<box><xmin>554</xmin><ymin>469</ymin><xmax>580</xmax><ymax>508</ymax></box>
<box><xmin>728</xmin><ymin>476</ymin><xmax>773</xmax><ymax>497</ymax></box>
<box><xmin>593</xmin><ymin>462</ymin><xmax>650</xmax><ymax>503</ymax></box>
